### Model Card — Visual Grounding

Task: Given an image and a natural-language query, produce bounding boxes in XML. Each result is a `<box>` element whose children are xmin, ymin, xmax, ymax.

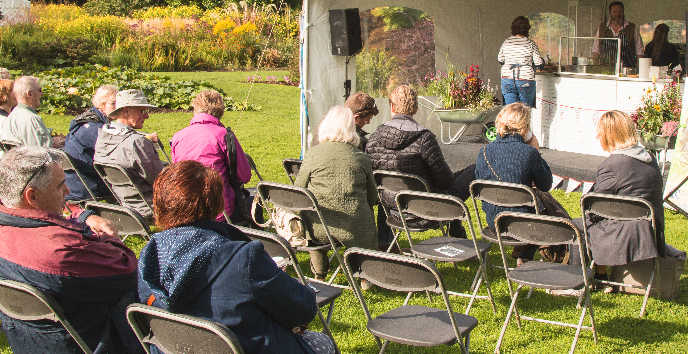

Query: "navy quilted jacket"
<box><xmin>475</xmin><ymin>134</ymin><xmax>552</xmax><ymax>229</ymax></box>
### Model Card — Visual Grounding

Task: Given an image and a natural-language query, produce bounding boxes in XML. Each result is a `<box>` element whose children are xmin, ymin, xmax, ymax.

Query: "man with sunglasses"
<box><xmin>0</xmin><ymin>146</ymin><xmax>141</xmax><ymax>353</ymax></box>
<box><xmin>94</xmin><ymin>89</ymin><xmax>163</xmax><ymax>219</ymax></box>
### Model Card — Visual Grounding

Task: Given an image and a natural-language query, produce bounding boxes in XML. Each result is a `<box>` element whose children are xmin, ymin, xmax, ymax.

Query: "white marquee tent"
<box><xmin>298</xmin><ymin>0</ymin><xmax>686</xmax><ymax>156</ymax></box>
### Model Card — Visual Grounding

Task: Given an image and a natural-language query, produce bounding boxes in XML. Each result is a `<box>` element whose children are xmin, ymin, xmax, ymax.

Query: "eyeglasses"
<box><xmin>21</xmin><ymin>154</ymin><xmax>53</xmax><ymax>194</ymax></box>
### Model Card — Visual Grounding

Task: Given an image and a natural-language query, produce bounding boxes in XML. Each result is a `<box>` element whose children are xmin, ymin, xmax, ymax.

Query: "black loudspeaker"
<box><xmin>329</xmin><ymin>8</ymin><xmax>362</xmax><ymax>56</ymax></box>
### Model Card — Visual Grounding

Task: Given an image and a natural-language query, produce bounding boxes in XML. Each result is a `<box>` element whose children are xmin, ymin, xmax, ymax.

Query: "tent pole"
<box><xmin>299</xmin><ymin>0</ymin><xmax>311</xmax><ymax>158</ymax></box>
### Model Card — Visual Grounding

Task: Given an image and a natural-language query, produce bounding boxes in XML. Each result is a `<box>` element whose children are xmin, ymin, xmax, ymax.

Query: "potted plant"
<box><xmin>632</xmin><ymin>80</ymin><xmax>682</xmax><ymax>151</ymax></box>
<box><xmin>420</xmin><ymin>64</ymin><xmax>500</xmax><ymax>141</ymax></box>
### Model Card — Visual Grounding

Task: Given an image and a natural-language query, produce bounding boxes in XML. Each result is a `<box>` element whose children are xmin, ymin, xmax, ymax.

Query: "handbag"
<box><xmin>251</xmin><ymin>198</ymin><xmax>308</xmax><ymax>248</ymax></box>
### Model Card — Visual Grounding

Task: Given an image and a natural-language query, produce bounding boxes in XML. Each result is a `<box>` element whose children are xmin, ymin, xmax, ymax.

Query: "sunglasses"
<box><xmin>21</xmin><ymin>153</ymin><xmax>53</xmax><ymax>194</ymax></box>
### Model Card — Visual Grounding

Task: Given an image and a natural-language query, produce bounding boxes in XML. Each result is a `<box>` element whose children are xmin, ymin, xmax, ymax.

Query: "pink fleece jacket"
<box><xmin>171</xmin><ymin>113</ymin><xmax>251</xmax><ymax>220</ymax></box>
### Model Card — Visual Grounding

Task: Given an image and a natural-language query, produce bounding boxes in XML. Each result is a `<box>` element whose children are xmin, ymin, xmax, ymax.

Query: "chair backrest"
<box><xmin>126</xmin><ymin>303</ymin><xmax>244</xmax><ymax>354</ymax></box>
<box><xmin>495</xmin><ymin>212</ymin><xmax>579</xmax><ymax>247</ymax></box>
<box><xmin>48</xmin><ymin>148</ymin><xmax>97</xmax><ymax>201</ymax></box>
<box><xmin>93</xmin><ymin>162</ymin><xmax>151</xmax><ymax>210</ymax></box>
<box><xmin>0</xmin><ymin>279</ymin><xmax>93</xmax><ymax>354</ymax></box>
<box><xmin>85</xmin><ymin>201</ymin><xmax>151</xmax><ymax>240</ymax></box>
<box><xmin>256</xmin><ymin>181</ymin><xmax>319</xmax><ymax>213</ymax></box>
<box><xmin>0</xmin><ymin>139</ymin><xmax>20</xmax><ymax>152</ymax></box>
<box><xmin>395</xmin><ymin>190</ymin><xmax>480</xmax><ymax>250</ymax></box>
<box><xmin>373</xmin><ymin>170</ymin><xmax>431</xmax><ymax>194</ymax></box>
<box><xmin>235</xmin><ymin>225</ymin><xmax>300</xmax><ymax>278</ymax></box>
<box><xmin>469</xmin><ymin>179</ymin><xmax>539</xmax><ymax>210</ymax></box>
<box><xmin>580</xmin><ymin>192</ymin><xmax>657</xmax><ymax>263</ymax></box>
<box><xmin>282</xmin><ymin>158</ymin><xmax>302</xmax><ymax>184</ymax></box>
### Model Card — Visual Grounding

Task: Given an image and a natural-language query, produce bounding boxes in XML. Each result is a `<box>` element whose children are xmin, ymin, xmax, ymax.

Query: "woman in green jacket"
<box><xmin>295</xmin><ymin>105</ymin><xmax>378</xmax><ymax>279</ymax></box>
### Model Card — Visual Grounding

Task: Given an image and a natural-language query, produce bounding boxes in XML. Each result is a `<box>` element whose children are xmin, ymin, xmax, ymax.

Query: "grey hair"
<box><xmin>0</xmin><ymin>146</ymin><xmax>62</xmax><ymax>207</ymax></box>
<box><xmin>0</xmin><ymin>68</ymin><xmax>9</xmax><ymax>79</ymax></box>
<box><xmin>91</xmin><ymin>84</ymin><xmax>118</xmax><ymax>107</ymax></box>
<box><xmin>12</xmin><ymin>76</ymin><xmax>40</xmax><ymax>99</ymax></box>
<box><xmin>318</xmin><ymin>105</ymin><xmax>360</xmax><ymax>146</ymax></box>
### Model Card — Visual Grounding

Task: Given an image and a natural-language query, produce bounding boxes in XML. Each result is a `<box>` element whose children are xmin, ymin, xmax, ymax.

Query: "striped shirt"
<box><xmin>498</xmin><ymin>36</ymin><xmax>544</xmax><ymax>80</ymax></box>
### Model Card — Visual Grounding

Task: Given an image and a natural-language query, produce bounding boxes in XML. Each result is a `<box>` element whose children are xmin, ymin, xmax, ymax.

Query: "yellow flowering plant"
<box><xmin>632</xmin><ymin>80</ymin><xmax>682</xmax><ymax>140</ymax></box>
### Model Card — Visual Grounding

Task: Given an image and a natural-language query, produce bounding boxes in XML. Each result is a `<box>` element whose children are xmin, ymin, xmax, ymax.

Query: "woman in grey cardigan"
<box><xmin>295</xmin><ymin>105</ymin><xmax>378</xmax><ymax>279</ymax></box>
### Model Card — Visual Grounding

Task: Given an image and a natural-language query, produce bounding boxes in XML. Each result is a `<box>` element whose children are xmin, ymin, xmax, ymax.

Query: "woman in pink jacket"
<box><xmin>171</xmin><ymin>90</ymin><xmax>251</xmax><ymax>222</ymax></box>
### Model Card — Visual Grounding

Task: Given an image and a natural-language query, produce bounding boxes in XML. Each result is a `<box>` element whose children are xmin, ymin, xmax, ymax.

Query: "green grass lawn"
<box><xmin>7</xmin><ymin>71</ymin><xmax>687</xmax><ymax>353</ymax></box>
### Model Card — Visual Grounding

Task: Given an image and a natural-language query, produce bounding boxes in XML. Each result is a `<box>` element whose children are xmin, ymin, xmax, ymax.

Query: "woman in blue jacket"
<box><xmin>137</xmin><ymin>160</ymin><xmax>334</xmax><ymax>353</ymax></box>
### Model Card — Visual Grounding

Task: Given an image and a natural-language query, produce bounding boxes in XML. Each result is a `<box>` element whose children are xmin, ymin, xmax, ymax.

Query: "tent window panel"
<box><xmin>528</xmin><ymin>13</ymin><xmax>575</xmax><ymax>66</ymax></box>
<box><xmin>356</xmin><ymin>7</ymin><xmax>435</xmax><ymax>98</ymax></box>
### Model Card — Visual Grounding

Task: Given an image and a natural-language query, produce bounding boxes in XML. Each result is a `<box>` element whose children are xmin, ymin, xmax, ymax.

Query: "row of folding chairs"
<box><xmin>277</xmin><ymin>158</ymin><xmax>659</xmax><ymax>352</ymax></box>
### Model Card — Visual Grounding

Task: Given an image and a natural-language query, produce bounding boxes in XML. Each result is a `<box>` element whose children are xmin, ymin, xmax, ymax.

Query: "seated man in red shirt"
<box><xmin>0</xmin><ymin>146</ymin><xmax>141</xmax><ymax>353</ymax></box>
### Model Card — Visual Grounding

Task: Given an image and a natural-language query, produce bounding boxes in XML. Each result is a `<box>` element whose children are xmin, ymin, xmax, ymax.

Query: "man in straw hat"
<box><xmin>94</xmin><ymin>89</ymin><xmax>162</xmax><ymax>218</ymax></box>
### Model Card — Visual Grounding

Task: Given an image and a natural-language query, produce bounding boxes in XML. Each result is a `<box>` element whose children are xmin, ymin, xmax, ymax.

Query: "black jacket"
<box><xmin>586</xmin><ymin>146</ymin><xmax>665</xmax><ymax>265</ymax></box>
<box><xmin>366</xmin><ymin>115</ymin><xmax>453</xmax><ymax>196</ymax></box>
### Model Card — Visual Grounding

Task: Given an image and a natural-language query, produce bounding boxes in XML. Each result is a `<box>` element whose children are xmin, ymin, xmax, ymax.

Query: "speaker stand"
<box><xmin>343</xmin><ymin>56</ymin><xmax>352</xmax><ymax>101</ymax></box>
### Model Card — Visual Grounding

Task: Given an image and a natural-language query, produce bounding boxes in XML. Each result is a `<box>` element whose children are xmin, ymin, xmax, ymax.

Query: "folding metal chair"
<box><xmin>93</xmin><ymin>161</ymin><xmax>153</xmax><ymax>218</ymax></box>
<box><xmin>580</xmin><ymin>192</ymin><xmax>659</xmax><ymax>317</ymax></box>
<box><xmin>373</xmin><ymin>170</ymin><xmax>432</xmax><ymax>253</ymax></box>
<box><xmin>0</xmin><ymin>139</ymin><xmax>20</xmax><ymax>152</ymax></box>
<box><xmin>255</xmin><ymin>181</ymin><xmax>353</xmax><ymax>288</ymax></box>
<box><xmin>395</xmin><ymin>190</ymin><xmax>496</xmax><ymax>314</ymax></box>
<box><xmin>85</xmin><ymin>201</ymin><xmax>152</xmax><ymax>241</ymax></box>
<box><xmin>48</xmin><ymin>148</ymin><xmax>97</xmax><ymax>204</ymax></box>
<box><xmin>0</xmin><ymin>279</ymin><xmax>93</xmax><ymax>354</ymax></box>
<box><xmin>282</xmin><ymin>158</ymin><xmax>302</xmax><ymax>184</ymax></box>
<box><xmin>469</xmin><ymin>179</ymin><xmax>541</xmax><ymax>261</ymax></box>
<box><xmin>494</xmin><ymin>212</ymin><xmax>597</xmax><ymax>354</ymax></box>
<box><xmin>236</xmin><ymin>225</ymin><xmax>341</xmax><ymax>343</ymax></box>
<box><xmin>126</xmin><ymin>303</ymin><xmax>244</xmax><ymax>354</ymax></box>
<box><xmin>344</xmin><ymin>247</ymin><xmax>478</xmax><ymax>354</ymax></box>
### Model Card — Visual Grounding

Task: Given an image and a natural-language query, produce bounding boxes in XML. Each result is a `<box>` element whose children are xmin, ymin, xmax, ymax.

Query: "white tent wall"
<box><xmin>301</xmin><ymin>0</ymin><xmax>686</xmax><ymax>153</ymax></box>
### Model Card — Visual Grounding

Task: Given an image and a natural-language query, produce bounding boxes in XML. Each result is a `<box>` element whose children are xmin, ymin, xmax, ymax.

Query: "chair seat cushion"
<box><xmin>367</xmin><ymin>305</ymin><xmax>477</xmax><ymax>346</ymax></box>
<box><xmin>481</xmin><ymin>227</ymin><xmax>527</xmax><ymax>246</ymax></box>
<box><xmin>508</xmin><ymin>261</ymin><xmax>592</xmax><ymax>290</ymax></box>
<box><xmin>412</xmin><ymin>237</ymin><xmax>491</xmax><ymax>262</ymax></box>
<box><xmin>308</xmin><ymin>281</ymin><xmax>342</xmax><ymax>307</ymax></box>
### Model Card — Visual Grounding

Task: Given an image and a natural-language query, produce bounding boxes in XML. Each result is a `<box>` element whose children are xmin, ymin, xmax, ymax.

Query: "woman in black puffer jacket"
<box><xmin>366</xmin><ymin>85</ymin><xmax>475</xmax><ymax>241</ymax></box>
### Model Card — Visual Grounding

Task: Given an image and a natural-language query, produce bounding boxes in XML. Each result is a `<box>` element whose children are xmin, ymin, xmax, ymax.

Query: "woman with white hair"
<box><xmin>295</xmin><ymin>105</ymin><xmax>378</xmax><ymax>280</ymax></box>
<box><xmin>64</xmin><ymin>84</ymin><xmax>118</xmax><ymax>202</ymax></box>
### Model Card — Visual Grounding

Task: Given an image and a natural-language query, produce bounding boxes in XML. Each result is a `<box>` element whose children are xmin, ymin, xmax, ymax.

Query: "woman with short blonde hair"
<box><xmin>596</xmin><ymin>110</ymin><xmax>638</xmax><ymax>152</ymax></box>
<box><xmin>582</xmin><ymin>109</ymin><xmax>665</xmax><ymax>270</ymax></box>
<box><xmin>476</xmin><ymin>102</ymin><xmax>560</xmax><ymax>265</ymax></box>
<box><xmin>495</xmin><ymin>101</ymin><xmax>531</xmax><ymax>137</ymax></box>
<box><xmin>389</xmin><ymin>84</ymin><xmax>418</xmax><ymax>116</ymax></box>
<box><xmin>296</xmin><ymin>105</ymin><xmax>377</xmax><ymax>279</ymax></box>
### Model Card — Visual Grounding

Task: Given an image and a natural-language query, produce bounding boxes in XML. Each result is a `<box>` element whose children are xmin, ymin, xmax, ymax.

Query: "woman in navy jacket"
<box><xmin>137</xmin><ymin>161</ymin><xmax>334</xmax><ymax>353</ymax></box>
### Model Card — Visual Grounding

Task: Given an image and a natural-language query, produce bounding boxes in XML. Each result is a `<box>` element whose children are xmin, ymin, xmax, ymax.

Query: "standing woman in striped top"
<box><xmin>497</xmin><ymin>16</ymin><xmax>544</xmax><ymax>107</ymax></box>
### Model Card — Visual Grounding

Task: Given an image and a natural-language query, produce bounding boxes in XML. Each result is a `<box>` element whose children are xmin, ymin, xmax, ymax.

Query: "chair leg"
<box><xmin>480</xmin><ymin>261</ymin><xmax>497</xmax><ymax>313</ymax></box>
<box><xmin>378</xmin><ymin>339</ymin><xmax>389</xmax><ymax>354</ymax></box>
<box><xmin>465</xmin><ymin>275</ymin><xmax>482</xmax><ymax>315</ymax></box>
<box><xmin>326</xmin><ymin>301</ymin><xmax>335</xmax><ymax>325</ymax></box>
<box><xmin>495</xmin><ymin>284</ymin><xmax>523</xmax><ymax>353</ymax></box>
<box><xmin>587</xmin><ymin>291</ymin><xmax>598</xmax><ymax>344</ymax></box>
<box><xmin>570</xmin><ymin>297</ymin><xmax>588</xmax><ymax>353</ymax></box>
<box><xmin>640</xmin><ymin>264</ymin><xmax>656</xmax><ymax>317</ymax></box>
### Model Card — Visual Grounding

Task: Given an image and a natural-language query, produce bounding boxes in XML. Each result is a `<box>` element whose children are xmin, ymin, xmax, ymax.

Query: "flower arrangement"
<box><xmin>420</xmin><ymin>64</ymin><xmax>498</xmax><ymax>112</ymax></box>
<box><xmin>631</xmin><ymin>80</ymin><xmax>682</xmax><ymax>140</ymax></box>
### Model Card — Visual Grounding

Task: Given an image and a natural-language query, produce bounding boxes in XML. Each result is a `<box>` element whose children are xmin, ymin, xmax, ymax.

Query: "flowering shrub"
<box><xmin>132</xmin><ymin>5</ymin><xmax>203</xmax><ymax>19</ymax></box>
<box><xmin>420</xmin><ymin>64</ymin><xmax>498</xmax><ymax>112</ymax></box>
<box><xmin>632</xmin><ymin>80</ymin><xmax>682</xmax><ymax>139</ymax></box>
<box><xmin>36</xmin><ymin>65</ymin><xmax>259</xmax><ymax>114</ymax></box>
<box><xmin>1</xmin><ymin>4</ymin><xmax>299</xmax><ymax>73</ymax></box>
